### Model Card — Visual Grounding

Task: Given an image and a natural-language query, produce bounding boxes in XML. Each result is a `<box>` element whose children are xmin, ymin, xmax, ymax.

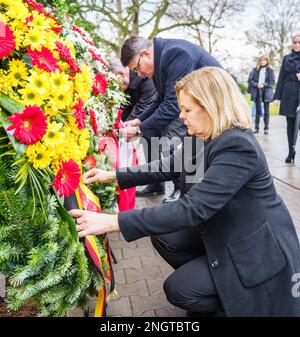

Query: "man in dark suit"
<box><xmin>110</xmin><ymin>58</ymin><xmax>158</xmax><ymax>122</ymax></box>
<box><xmin>109</xmin><ymin>59</ymin><xmax>165</xmax><ymax>195</ymax></box>
<box><xmin>120</xmin><ymin>36</ymin><xmax>222</xmax><ymax>202</ymax></box>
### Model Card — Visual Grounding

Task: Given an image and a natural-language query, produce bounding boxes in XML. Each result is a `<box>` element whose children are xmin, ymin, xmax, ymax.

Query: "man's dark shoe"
<box><xmin>253</xmin><ymin>128</ymin><xmax>259</xmax><ymax>134</ymax></box>
<box><xmin>162</xmin><ymin>189</ymin><xmax>180</xmax><ymax>203</ymax></box>
<box><xmin>136</xmin><ymin>184</ymin><xmax>165</xmax><ymax>197</ymax></box>
<box><xmin>264</xmin><ymin>129</ymin><xmax>269</xmax><ymax>135</ymax></box>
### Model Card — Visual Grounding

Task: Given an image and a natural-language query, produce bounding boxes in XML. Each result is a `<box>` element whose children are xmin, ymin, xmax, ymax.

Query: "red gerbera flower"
<box><xmin>55</xmin><ymin>41</ymin><xmax>80</xmax><ymax>73</ymax></box>
<box><xmin>6</xmin><ymin>106</ymin><xmax>47</xmax><ymax>145</ymax></box>
<box><xmin>45</xmin><ymin>13</ymin><xmax>62</xmax><ymax>34</ymax></box>
<box><xmin>98</xmin><ymin>138</ymin><xmax>108</xmax><ymax>154</ymax></box>
<box><xmin>25</xmin><ymin>0</ymin><xmax>45</xmax><ymax>13</ymax></box>
<box><xmin>25</xmin><ymin>15</ymin><xmax>34</xmax><ymax>27</ymax></box>
<box><xmin>52</xmin><ymin>159</ymin><xmax>80</xmax><ymax>197</ymax></box>
<box><xmin>55</xmin><ymin>41</ymin><xmax>71</xmax><ymax>60</ymax></box>
<box><xmin>114</xmin><ymin>109</ymin><xmax>123</xmax><ymax>129</ymax></box>
<box><xmin>68</xmin><ymin>58</ymin><xmax>80</xmax><ymax>73</ymax></box>
<box><xmin>73</xmin><ymin>98</ymin><xmax>86</xmax><ymax>129</ymax></box>
<box><xmin>71</xmin><ymin>25</ymin><xmax>83</xmax><ymax>34</ymax></box>
<box><xmin>89</xmin><ymin>109</ymin><xmax>99</xmax><ymax>135</ymax></box>
<box><xmin>88</xmin><ymin>49</ymin><xmax>105</xmax><ymax>64</ymax></box>
<box><xmin>27</xmin><ymin>47</ymin><xmax>61</xmax><ymax>73</ymax></box>
<box><xmin>83</xmin><ymin>155</ymin><xmax>97</xmax><ymax>170</ymax></box>
<box><xmin>92</xmin><ymin>73</ymin><xmax>108</xmax><ymax>95</ymax></box>
<box><xmin>82</xmin><ymin>36</ymin><xmax>95</xmax><ymax>46</ymax></box>
<box><xmin>0</xmin><ymin>22</ymin><xmax>16</xmax><ymax>59</ymax></box>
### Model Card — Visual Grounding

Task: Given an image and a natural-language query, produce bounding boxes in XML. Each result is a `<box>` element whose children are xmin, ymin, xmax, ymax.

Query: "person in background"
<box><xmin>109</xmin><ymin>57</ymin><xmax>158</xmax><ymax>122</ymax></box>
<box><xmin>274</xmin><ymin>34</ymin><xmax>300</xmax><ymax>163</ymax></box>
<box><xmin>109</xmin><ymin>57</ymin><xmax>165</xmax><ymax>195</ymax></box>
<box><xmin>119</xmin><ymin>36</ymin><xmax>222</xmax><ymax>203</ymax></box>
<box><xmin>248</xmin><ymin>55</ymin><xmax>275</xmax><ymax>135</ymax></box>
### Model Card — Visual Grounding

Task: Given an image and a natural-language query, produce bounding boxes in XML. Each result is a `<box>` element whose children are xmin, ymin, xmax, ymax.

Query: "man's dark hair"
<box><xmin>121</xmin><ymin>36</ymin><xmax>152</xmax><ymax>66</ymax></box>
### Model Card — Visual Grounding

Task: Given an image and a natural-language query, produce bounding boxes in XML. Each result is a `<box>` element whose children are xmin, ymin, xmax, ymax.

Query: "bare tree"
<box><xmin>42</xmin><ymin>0</ymin><xmax>210</xmax><ymax>54</ymax></box>
<box><xmin>246</xmin><ymin>0</ymin><xmax>300</xmax><ymax>68</ymax></box>
<box><xmin>170</xmin><ymin>0</ymin><xmax>247</xmax><ymax>54</ymax></box>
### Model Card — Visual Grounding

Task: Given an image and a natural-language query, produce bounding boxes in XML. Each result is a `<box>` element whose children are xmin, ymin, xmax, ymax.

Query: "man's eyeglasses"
<box><xmin>132</xmin><ymin>53</ymin><xmax>142</xmax><ymax>73</ymax></box>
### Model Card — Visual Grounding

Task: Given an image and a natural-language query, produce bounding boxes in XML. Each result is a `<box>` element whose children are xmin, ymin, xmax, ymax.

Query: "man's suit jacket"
<box><xmin>138</xmin><ymin>38</ymin><xmax>222</xmax><ymax>138</ymax></box>
<box><xmin>116</xmin><ymin>128</ymin><xmax>300</xmax><ymax>317</ymax></box>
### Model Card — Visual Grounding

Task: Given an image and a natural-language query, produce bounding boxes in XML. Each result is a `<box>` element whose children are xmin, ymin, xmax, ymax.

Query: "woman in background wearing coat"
<box><xmin>248</xmin><ymin>55</ymin><xmax>275</xmax><ymax>135</ymax></box>
<box><xmin>70</xmin><ymin>67</ymin><xmax>300</xmax><ymax>317</ymax></box>
<box><xmin>274</xmin><ymin>34</ymin><xmax>300</xmax><ymax>163</ymax></box>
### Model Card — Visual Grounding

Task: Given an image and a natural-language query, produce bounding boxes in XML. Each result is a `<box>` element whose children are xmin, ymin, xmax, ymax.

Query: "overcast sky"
<box><xmin>157</xmin><ymin>0</ymin><xmax>262</xmax><ymax>79</ymax></box>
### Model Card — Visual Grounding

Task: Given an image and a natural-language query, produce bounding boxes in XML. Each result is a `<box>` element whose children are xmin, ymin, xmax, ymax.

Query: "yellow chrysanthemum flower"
<box><xmin>50</xmin><ymin>70</ymin><xmax>73</xmax><ymax>93</ymax></box>
<box><xmin>42</xmin><ymin>121</ymin><xmax>65</xmax><ymax>148</ymax></box>
<box><xmin>51</xmin><ymin>91</ymin><xmax>73</xmax><ymax>110</ymax></box>
<box><xmin>7</xmin><ymin>60</ymin><xmax>28</xmax><ymax>87</ymax></box>
<box><xmin>28</xmin><ymin>71</ymin><xmax>50</xmax><ymax>96</ymax></box>
<box><xmin>44</xmin><ymin>104</ymin><xmax>59</xmax><ymax>117</ymax></box>
<box><xmin>44</xmin><ymin>30</ymin><xmax>58</xmax><ymax>51</ymax></box>
<box><xmin>23</xmin><ymin>27</ymin><xmax>46</xmax><ymax>52</ymax></box>
<box><xmin>19</xmin><ymin>86</ymin><xmax>44</xmax><ymax>106</ymax></box>
<box><xmin>60</xmin><ymin>136</ymin><xmax>82</xmax><ymax>163</ymax></box>
<box><xmin>27</xmin><ymin>11</ymin><xmax>51</xmax><ymax>31</ymax></box>
<box><xmin>26</xmin><ymin>142</ymin><xmax>52</xmax><ymax>170</ymax></box>
<box><xmin>78</xmin><ymin>130</ymin><xmax>90</xmax><ymax>159</ymax></box>
<box><xmin>57</xmin><ymin>61</ymin><xmax>69</xmax><ymax>73</ymax></box>
<box><xmin>11</xmin><ymin>27</ymin><xmax>26</xmax><ymax>51</ymax></box>
<box><xmin>4</xmin><ymin>2</ymin><xmax>29</xmax><ymax>21</ymax></box>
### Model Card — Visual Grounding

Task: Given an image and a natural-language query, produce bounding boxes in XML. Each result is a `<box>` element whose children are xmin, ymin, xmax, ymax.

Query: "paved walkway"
<box><xmin>1</xmin><ymin>116</ymin><xmax>300</xmax><ymax>317</ymax></box>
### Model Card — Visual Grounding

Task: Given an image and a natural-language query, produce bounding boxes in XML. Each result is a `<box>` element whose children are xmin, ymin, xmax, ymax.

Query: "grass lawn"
<box><xmin>244</xmin><ymin>94</ymin><xmax>279</xmax><ymax>116</ymax></box>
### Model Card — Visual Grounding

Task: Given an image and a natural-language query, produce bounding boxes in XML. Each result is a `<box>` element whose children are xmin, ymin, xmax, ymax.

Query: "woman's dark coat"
<box><xmin>116</xmin><ymin>128</ymin><xmax>300</xmax><ymax>317</ymax></box>
<box><xmin>274</xmin><ymin>52</ymin><xmax>300</xmax><ymax>117</ymax></box>
<box><xmin>248</xmin><ymin>66</ymin><xmax>275</xmax><ymax>102</ymax></box>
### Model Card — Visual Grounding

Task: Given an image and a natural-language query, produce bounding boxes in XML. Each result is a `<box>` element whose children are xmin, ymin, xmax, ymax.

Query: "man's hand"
<box><xmin>273</xmin><ymin>100</ymin><xmax>280</xmax><ymax>107</ymax></box>
<box><xmin>124</xmin><ymin>118</ymin><xmax>141</xmax><ymax>127</ymax></box>
<box><xmin>257</xmin><ymin>83</ymin><xmax>264</xmax><ymax>89</ymax></box>
<box><xmin>119</xmin><ymin>126</ymin><xmax>139</xmax><ymax>141</ymax></box>
<box><xmin>83</xmin><ymin>168</ymin><xmax>116</xmax><ymax>185</ymax></box>
<box><xmin>296</xmin><ymin>73</ymin><xmax>300</xmax><ymax>81</ymax></box>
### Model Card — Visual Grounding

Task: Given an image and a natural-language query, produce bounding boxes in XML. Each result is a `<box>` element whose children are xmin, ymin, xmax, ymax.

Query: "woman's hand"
<box><xmin>83</xmin><ymin>168</ymin><xmax>116</xmax><ymax>185</ymax></box>
<box><xmin>257</xmin><ymin>83</ymin><xmax>264</xmax><ymax>89</ymax></box>
<box><xmin>69</xmin><ymin>209</ymin><xmax>120</xmax><ymax>238</ymax></box>
<box><xmin>296</xmin><ymin>73</ymin><xmax>300</xmax><ymax>81</ymax></box>
<box><xmin>273</xmin><ymin>100</ymin><xmax>280</xmax><ymax>107</ymax></box>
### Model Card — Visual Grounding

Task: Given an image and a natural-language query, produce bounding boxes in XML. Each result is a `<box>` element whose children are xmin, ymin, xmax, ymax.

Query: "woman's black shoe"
<box><xmin>285</xmin><ymin>149</ymin><xmax>295</xmax><ymax>163</ymax></box>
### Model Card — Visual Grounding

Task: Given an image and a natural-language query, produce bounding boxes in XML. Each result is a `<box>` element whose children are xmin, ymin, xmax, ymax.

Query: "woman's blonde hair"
<box><xmin>292</xmin><ymin>34</ymin><xmax>300</xmax><ymax>41</ymax></box>
<box><xmin>256</xmin><ymin>55</ymin><xmax>270</xmax><ymax>70</ymax></box>
<box><xmin>175</xmin><ymin>67</ymin><xmax>251</xmax><ymax>140</ymax></box>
